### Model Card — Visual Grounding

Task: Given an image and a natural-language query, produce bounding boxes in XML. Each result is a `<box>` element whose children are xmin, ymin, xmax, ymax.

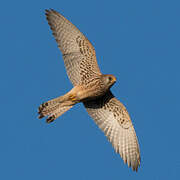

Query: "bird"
<box><xmin>38</xmin><ymin>9</ymin><xmax>141</xmax><ymax>171</ymax></box>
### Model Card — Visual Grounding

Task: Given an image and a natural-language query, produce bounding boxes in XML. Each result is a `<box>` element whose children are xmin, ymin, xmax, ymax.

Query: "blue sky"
<box><xmin>1</xmin><ymin>0</ymin><xmax>180</xmax><ymax>179</ymax></box>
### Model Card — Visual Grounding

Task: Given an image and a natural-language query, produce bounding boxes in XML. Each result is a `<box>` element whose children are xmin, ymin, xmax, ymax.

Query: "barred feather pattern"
<box><xmin>45</xmin><ymin>9</ymin><xmax>101</xmax><ymax>86</ymax></box>
<box><xmin>38</xmin><ymin>97</ymin><xmax>73</xmax><ymax>123</ymax></box>
<box><xmin>83</xmin><ymin>91</ymin><xmax>140</xmax><ymax>171</ymax></box>
<box><xmin>39</xmin><ymin>9</ymin><xmax>141</xmax><ymax>171</ymax></box>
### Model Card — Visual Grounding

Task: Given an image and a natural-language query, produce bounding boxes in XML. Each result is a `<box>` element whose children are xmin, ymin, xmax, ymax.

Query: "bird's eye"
<box><xmin>108</xmin><ymin>77</ymin><xmax>112</xmax><ymax>81</ymax></box>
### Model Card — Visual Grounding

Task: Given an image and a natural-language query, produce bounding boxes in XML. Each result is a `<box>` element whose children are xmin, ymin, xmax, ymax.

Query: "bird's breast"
<box><xmin>76</xmin><ymin>82</ymin><xmax>107</xmax><ymax>102</ymax></box>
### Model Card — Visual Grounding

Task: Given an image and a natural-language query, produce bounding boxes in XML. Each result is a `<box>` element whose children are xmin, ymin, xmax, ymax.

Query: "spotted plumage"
<box><xmin>38</xmin><ymin>9</ymin><xmax>140</xmax><ymax>171</ymax></box>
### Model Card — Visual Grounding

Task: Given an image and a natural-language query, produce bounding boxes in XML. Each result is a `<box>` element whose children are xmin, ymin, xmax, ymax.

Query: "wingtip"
<box><xmin>45</xmin><ymin>9</ymin><xmax>58</xmax><ymax>15</ymax></box>
<box><xmin>122</xmin><ymin>155</ymin><xmax>140</xmax><ymax>172</ymax></box>
<box><xmin>45</xmin><ymin>9</ymin><xmax>52</xmax><ymax>16</ymax></box>
<box><xmin>45</xmin><ymin>9</ymin><xmax>50</xmax><ymax>15</ymax></box>
<box><xmin>132</xmin><ymin>161</ymin><xmax>140</xmax><ymax>172</ymax></box>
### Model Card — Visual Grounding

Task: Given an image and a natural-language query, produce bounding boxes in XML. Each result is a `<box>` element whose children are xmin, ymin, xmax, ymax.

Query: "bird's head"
<box><xmin>101</xmin><ymin>74</ymin><xmax>116</xmax><ymax>89</ymax></box>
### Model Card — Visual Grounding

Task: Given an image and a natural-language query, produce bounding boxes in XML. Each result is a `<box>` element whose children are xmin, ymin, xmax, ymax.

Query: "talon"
<box><xmin>46</xmin><ymin>115</ymin><xmax>55</xmax><ymax>123</ymax></box>
<box><xmin>69</xmin><ymin>94</ymin><xmax>77</xmax><ymax>102</ymax></box>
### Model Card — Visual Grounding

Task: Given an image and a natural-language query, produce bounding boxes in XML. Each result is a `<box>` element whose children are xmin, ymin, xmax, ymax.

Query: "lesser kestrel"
<box><xmin>38</xmin><ymin>9</ymin><xmax>140</xmax><ymax>171</ymax></box>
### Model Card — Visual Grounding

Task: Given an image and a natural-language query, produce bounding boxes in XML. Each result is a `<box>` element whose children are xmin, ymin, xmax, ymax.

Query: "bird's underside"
<box><xmin>38</xmin><ymin>9</ymin><xmax>141</xmax><ymax>171</ymax></box>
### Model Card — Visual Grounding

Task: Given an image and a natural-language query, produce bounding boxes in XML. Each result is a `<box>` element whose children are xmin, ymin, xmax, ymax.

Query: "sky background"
<box><xmin>0</xmin><ymin>0</ymin><xmax>180</xmax><ymax>179</ymax></box>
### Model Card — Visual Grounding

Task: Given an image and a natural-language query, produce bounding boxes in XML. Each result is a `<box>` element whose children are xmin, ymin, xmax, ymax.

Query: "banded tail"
<box><xmin>38</xmin><ymin>95</ymin><xmax>74</xmax><ymax>123</ymax></box>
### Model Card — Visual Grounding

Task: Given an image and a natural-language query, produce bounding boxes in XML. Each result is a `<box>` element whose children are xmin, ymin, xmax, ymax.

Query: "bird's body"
<box><xmin>38</xmin><ymin>9</ymin><xmax>141</xmax><ymax>171</ymax></box>
<box><xmin>73</xmin><ymin>74</ymin><xmax>117</xmax><ymax>102</ymax></box>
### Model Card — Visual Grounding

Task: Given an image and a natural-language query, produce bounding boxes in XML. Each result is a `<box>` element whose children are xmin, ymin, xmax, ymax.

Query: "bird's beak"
<box><xmin>112</xmin><ymin>76</ymin><xmax>116</xmax><ymax>83</ymax></box>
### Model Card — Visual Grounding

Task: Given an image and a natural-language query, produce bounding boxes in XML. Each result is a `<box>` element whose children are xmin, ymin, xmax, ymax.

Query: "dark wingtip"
<box><xmin>45</xmin><ymin>9</ymin><xmax>51</xmax><ymax>17</ymax></box>
<box><xmin>45</xmin><ymin>9</ymin><xmax>57</xmax><ymax>15</ymax></box>
<box><xmin>45</xmin><ymin>9</ymin><xmax>49</xmax><ymax>15</ymax></box>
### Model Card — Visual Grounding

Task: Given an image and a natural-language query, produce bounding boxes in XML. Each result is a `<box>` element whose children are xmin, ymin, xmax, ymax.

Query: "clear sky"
<box><xmin>1</xmin><ymin>0</ymin><xmax>180</xmax><ymax>179</ymax></box>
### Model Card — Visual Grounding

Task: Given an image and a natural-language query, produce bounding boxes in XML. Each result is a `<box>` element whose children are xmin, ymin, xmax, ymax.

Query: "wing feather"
<box><xmin>83</xmin><ymin>91</ymin><xmax>140</xmax><ymax>171</ymax></box>
<box><xmin>45</xmin><ymin>9</ymin><xmax>101</xmax><ymax>86</ymax></box>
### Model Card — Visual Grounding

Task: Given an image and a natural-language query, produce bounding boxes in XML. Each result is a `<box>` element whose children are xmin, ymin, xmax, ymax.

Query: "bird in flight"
<box><xmin>38</xmin><ymin>9</ymin><xmax>140</xmax><ymax>171</ymax></box>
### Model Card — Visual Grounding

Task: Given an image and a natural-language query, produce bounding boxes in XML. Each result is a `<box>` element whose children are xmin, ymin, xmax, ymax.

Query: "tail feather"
<box><xmin>38</xmin><ymin>96</ymin><xmax>74</xmax><ymax>123</ymax></box>
<box><xmin>46</xmin><ymin>105</ymin><xmax>73</xmax><ymax>123</ymax></box>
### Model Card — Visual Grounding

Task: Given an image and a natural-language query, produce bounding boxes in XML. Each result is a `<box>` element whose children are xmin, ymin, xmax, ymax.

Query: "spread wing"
<box><xmin>45</xmin><ymin>9</ymin><xmax>101</xmax><ymax>86</ymax></box>
<box><xmin>83</xmin><ymin>91</ymin><xmax>140</xmax><ymax>171</ymax></box>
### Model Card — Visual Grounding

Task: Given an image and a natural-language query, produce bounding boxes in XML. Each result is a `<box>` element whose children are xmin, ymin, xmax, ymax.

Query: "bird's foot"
<box><xmin>69</xmin><ymin>94</ymin><xmax>77</xmax><ymax>102</ymax></box>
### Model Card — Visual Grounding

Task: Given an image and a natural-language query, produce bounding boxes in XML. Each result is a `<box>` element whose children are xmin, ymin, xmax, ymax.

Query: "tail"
<box><xmin>38</xmin><ymin>95</ymin><xmax>74</xmax><ymax>123</ymax></box>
